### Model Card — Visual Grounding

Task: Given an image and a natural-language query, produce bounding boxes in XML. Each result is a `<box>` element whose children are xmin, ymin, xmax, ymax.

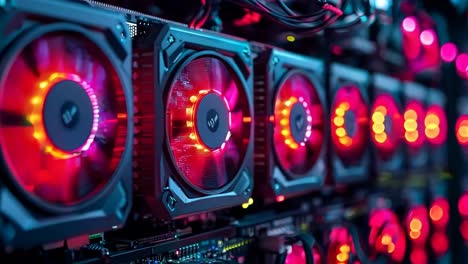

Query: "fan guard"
<box><xmin>0</xmin><ymin>31</ymin><xmax>127</xmax><ymax>207</ymax></box>
<box><xmin>166</xmin><ymin>55</ymin><xmax>251</xmax><ymax>192</ymax></box>
<box><xmin>330</xmin><ymin>85</ymin><xmax>369</xmax><ymax>162</ymax></box>
<box><xmin>273</xmin><ymin>72</ymin><xmax>324</xmax><ymax>177</ymax></box>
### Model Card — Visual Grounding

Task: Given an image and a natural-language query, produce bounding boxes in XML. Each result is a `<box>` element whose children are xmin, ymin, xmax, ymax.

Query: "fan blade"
<box><xmin>229</xmin><ymin>110</ymin><xmax>244</xmax><ymax>133</ymax></box>
<box><xmin>0</xmin><ymin>110</ymin><xmax>32</xmax><ymax>126</ymax></box>
<box><xmin>224</xmin><ymin>79</ymin><xmax>239</xmax><ymax>107</ymax></box>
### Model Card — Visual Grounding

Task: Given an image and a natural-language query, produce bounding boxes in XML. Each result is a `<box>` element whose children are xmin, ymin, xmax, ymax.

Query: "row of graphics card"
<box><xmin>0</xmin><ymin>0</ymin><xmax>447</xmax><ymax>251</ymax></box>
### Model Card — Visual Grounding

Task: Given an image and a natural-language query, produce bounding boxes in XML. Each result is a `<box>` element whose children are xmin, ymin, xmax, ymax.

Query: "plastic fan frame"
<box><xmin>252</xmin><ymin>48</ymin><xmax>327</xmax><ymax>202</ymax></box>
<box><xmin>272</xmin><ymin>69</ymin><xmax>325</xmax><ymax>179</ymax></box>
<box><xmin>163</xmin><ymin>51</ymin><xmax>252</xmax><ymax>196</ymax></box>
<box><xmin>132</xmin><ymin>22</ymin><xmax>254</xmax><ymax>218</ymax></box>
<box><xmin>0</xmin><ymin>0</ymin><xmax>132</xmax><ymax>249</ymax></box>
<box><xmin>0</xmin><ymin>24</ymin><xmax>131</xmax><ymax>214</ymax></box>
<box><xmin>329</xmin><ymin>63</ymin><xmax>370</xmax><ymax>184</ymax></box>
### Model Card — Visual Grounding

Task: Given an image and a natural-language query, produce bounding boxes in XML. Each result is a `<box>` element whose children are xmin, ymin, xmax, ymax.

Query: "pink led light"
<box><xmin>402</xmin><ymin>17</ymin><xmax>417</xmax><ymax>32</ymax></box>
<box><xmin>60</xmin><ymin>73</ymin><xmax>100</xmax><ymax>152</ymax></box>
<box><xmin>440</xmin><ymin>43</ymin><xmax>458</xmax><ymax>62</ymax></box>
<box><xmin>456</xmin><ymin>53</ymin><xmax>468</xmax><ymax>79</ymax></box>
<box><xmin>80</xmin><ymin>79</ymin><xmax>100</xmax><ymax>152</ymax></box>
<box><xmin>420</xmin><ymin>30</ymin><xmax>435</xmax><ymax>46</ymax></box>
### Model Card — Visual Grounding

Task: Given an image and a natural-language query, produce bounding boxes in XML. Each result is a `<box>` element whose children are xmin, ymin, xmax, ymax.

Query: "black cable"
<box><xmin>229</xmin><ymin>0</ymin><xmax>342</xmax><ymax>32</ymax></box>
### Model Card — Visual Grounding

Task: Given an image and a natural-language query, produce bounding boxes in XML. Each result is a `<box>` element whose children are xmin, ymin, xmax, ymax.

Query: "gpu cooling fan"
<box><xmin>0</xmin><ymin>0</ymin><xmax>132</xmax><ymax>248</ymax></box>
<box><xmin>253</xmin><ymin>48</ymin><xmax>326</xmax><ymax>203</ymax></box>
<box><xmin>326</xmin><ymin>226</ymin><xmax>358</xmax><ymax>264</ymax></box>
<box><xmin>370</xmin><ymin>74</ymin><xmax>405</xmax><ymax>177</ymax></box>
<box><xmin>330</xmin><ymin>64</ymin><xmax>370</xmax><ymax>184</ymax></box>
<box><xmin>166</xmin><ymin>56</ymin><xmax>251</xmax><ymax>191</ymax></box>
<box><xmin>133</xmin><ymin>22</ymin><xmax>253</xmax><ymax>218</ymax></box>
<box><xmin>368</xmin><ymin>208</ymin><xmax>406</xmax><ymax>262</ymax></box>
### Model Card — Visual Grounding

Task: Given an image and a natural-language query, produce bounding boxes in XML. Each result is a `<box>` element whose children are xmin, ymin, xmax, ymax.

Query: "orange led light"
<box><xmin>336</xmin><ymin>244</ymin><xmax>350</xmax><ymax>263</ymax></box>
<box><xmin>185</xmin><ymin>89</ymin><xmax>231</xmax><ymax>152</ymax></box>
<box><xmin>30</xmin><ymin>73</ymin><xmax>99</xmax><ymax>159</ymax></box>
<box><xmin>456</xmin><ymin>117</ymin><xmax>468</xmax><ymax>145</ymax></box>
<box><xmin>429</xmin><ymin>205</ymin><xmax>443</xmax><ymax>222</ymax></box>
<box><xmin>276</xmin><ymin>96</ymin><xmax>312</xmax><ymax>149</ymax></box>
<box><xmin>372</xmin><ymin>106</ymin><xmax>388</xmax><ymax>143</ymax></box>
<box><xmin>425</xmin><ymin>113</ymin><xmax>440</xmax><ymax>139</ymax></box>
<box><xmin>334</xmin><ymin>102</ymin><xmax>353</xmax><ymax>147</ymax></box>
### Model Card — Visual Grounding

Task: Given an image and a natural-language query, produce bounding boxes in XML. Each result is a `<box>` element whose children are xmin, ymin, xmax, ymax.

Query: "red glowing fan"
<box><xmin>406</xmin><ymin>205</ymin><xmax>430</xmax><ymax>246</ymax></box>
<box><xmin>331</xmin><ymin>85</ymin><xmax>369</xmax><ymax>162</ymax></box>
<box><xmin>424</xmin><ymin>105</ymin><xmax>447</xmax><ymax>146</ymax></box>
<box><xmin>273</xmin><ymin>72</ymin><xmax>324</xmax><ymax>177</ymax></box>
<box><xmin>0</xmin><ymin>32</ymin><xmax>127</xmax><ymax>206</ymax></box>
<box><xmin>369</xmin><ymin>209</ymin><xmax>406</xmax><ymax>262</ymax></box>
<box><xmin>166</xmin><ymin>56</ymin><xmax>251</xmax><ymax>191</ymax></box>
<box><xmin>370</xmin><ymin>94</ymin><xmax>403</xmax><ymax>160</ymax></box>
<box><xmin>327</xmin><ymin>227</ymin><xmax>357</xmax><ymax>264</ymax></box>
<box><xmin>404</xmin><ymin>101</ymin><xmax>426</xmax><ymax>151</ymax></box>
<box><xmin>285</xmin><ymin>244</ymin><xmax>323</xmax><ymax>264</ymax></box>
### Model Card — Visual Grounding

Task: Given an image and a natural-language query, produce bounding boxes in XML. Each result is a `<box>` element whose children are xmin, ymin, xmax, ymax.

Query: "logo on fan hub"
<box><xmin>295</xmin><ymin>114</ymin><xmax>305</xmax><ymax>132</ymax></box>
<box><xmin>61</xmin><ymin>101</ymin><xmax>79</xmax><ymax>128</ymax></box>
<box><xmin>206</xmin><ymin>109</ymin><xmax>220</xmax><ymax>132</ymax></box>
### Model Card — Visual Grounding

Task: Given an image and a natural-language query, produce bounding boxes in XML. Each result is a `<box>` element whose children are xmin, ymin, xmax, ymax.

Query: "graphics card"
<box><xmin>132</xmin><ymin>19</ymin><xmax>254</xmax><ymax>218</ymax></box>
<box><xmin>253</xmin><ymin>46</ymin><xmax>326</xmax><ymax>203</ymax></box>
<box><xmin>0</xmin><ymin>0</ymin><xmax>133</xmax><ymax>249</ymax></box>
<box><xmin>329</xmin><ymin>64</ymin><xmax>370</xmax><ymax>185</ymax></box>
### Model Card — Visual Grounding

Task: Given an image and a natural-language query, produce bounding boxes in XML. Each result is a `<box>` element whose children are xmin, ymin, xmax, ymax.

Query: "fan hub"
<box><xmin>43</xmin><ymin>80</ymin><xmax>97</xmax><ymax>152</ymax></box>
<box><xmin>194</xmin><ymin>91</ymin><xmax>230</xmax><ymax>150</ymax></box>
<box><xmin>289</xmin><ymin>102</ymin><xmax>311</xmax><ymax>144</ymax></box>
<box><xmin>344</xmin><ymin>110</ymin><xmax>357</xmax><ymax>137</ymax></box>
<box><xmin>384</xmin><ymin>115</ymin><xmax>393</xmax><ymax>134</ymax></box>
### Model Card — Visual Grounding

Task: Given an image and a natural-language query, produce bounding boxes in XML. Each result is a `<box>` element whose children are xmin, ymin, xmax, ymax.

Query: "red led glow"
<box><xmin>460</xmin><ymin>220</ymin><xmax>468</xmax><ymax>240</ymax></box>
<box><xmin>327</xmin><ymin>227</ymin><xmax>356</xmax><ymax>264</ymax></box>
<box><xmin>424</xmin><ymin>105</ymin><xmax>447</xmax><ymax>146</ymax></box>
<box><xmin>404</xmin><ymin>101</ymin><xmax>426</xmax><ymax>151</ymax></box>
<box><xmin>430</xmin><ymin>231</ymin><xmax>449</xmax><ymax>256</ymax></box>
<box><xmin>440</xmin><ymin>43</ymin><xmax>458</xmax><ymax>62</ymax></box>
<box><xmin>368</xmin><ymin>209</ymin><xmax>406</xmax><ymax>262</ymax></box>
<box><xmin>410</xmin><ymin>248</ymin><xmax>427</xmax><ymax>264</ymax></box>
<box><xmin>285</xmin><ymin>244</ymin><xmax>323</xmax><ymax>264</ymax></box>
<box><xmin>456</xmin><ymin>116</ymin><xmax>468</xmax><ymax>146</ymax></box>
<box><xmin>458</xmin><ymin>193</ymin><xmax>468</xmax><ymax>217</ymax></box>
<box><xmin>0</xmin><ymin>33</ymin><xmax>127</xmax><ymax>205</ymax></box>
<box><xmin>285</xmin><ymin>244</ymin><xmax>306</xmax><ymax>264</ymax></box>
<box><xmin>166</xmin><ymin>56</ymin><xmax>251</xmax><ymax>191</ymax></box>
<box><xmin>370</xmin><ymin>94</ymin><xmax>403</xmax><ymax>159</ymax></box>
<box><xmin>273</xmin><ymin>72</ymin><xmax>324</xmax><ymax>175</ymax></box>
<box><xmin>456</xmin><ymin>53</ymin><xmax>468</xmax><ymax>79</ymax></box>
<box><xmin>30</xmin><ymin>73</ymin><xmax>99</xmax><ymax>159</ymax></box>
<box><xmin>330</xmin><ymin>85</ymin><xmax>369</xmax><ymax>162</ymax></box>
<box><xmin>429</xmin><ymin>198</ymin><xmax>449</xmax><ymax>227</ymax></box>
<box><xmin>406</xmin><ymin>206</ymin><xmax>430</xmax><ymax>245</ymax></box>
<box><xmin>276</xmin><ymin>195</ymin><xmax>285</xmax><ymax>203</ymax></box>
